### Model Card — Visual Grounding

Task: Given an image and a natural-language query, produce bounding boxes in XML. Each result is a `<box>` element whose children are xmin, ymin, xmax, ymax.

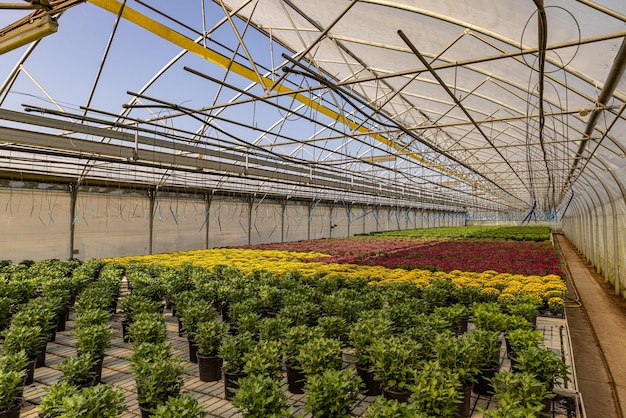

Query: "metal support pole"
<box><xmin>247</xmin><ymin>196</ymin><xmax>253</xmax><ymax>246</ymax></box>
<box><xmin>68</xmin><ymin>182</ymin><xmax>78</xmax><ymax>259</ymax></box>
<box><xmin>329</xmin><ymin>203</ymin><xmax>334</xmax><ymax>238</ymax></box>
<box><xmin>204</xmin><ymin>193</ymin><xmax>211</xmax><ymax>249</ymax></box>
<box><xmin>307</xmin><ymin>202</ymin><xmax>312</xmax><ymax>240</ymax></box>
<box><xmin>148</xmin><ymin>189</ymin><xmax>156</xmax><ymax>254</ymax></box>
<box><xmin>281</xmin><ymin>200</ymin><xmax>287</xmax><ymax>243</ymax></box>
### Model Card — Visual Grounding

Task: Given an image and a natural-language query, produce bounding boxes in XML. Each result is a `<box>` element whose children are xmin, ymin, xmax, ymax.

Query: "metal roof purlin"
<box><xmin>87</xmin><ymin>0</ymin><xmax>485</xmax><ymax>198</ymax></box>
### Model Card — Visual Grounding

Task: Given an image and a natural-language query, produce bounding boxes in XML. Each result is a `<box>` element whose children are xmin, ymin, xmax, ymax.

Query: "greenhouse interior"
<box><xmin>0</xmin><ymin>0</ymin><xmax>625</xmax><ymax>417</ymax></box>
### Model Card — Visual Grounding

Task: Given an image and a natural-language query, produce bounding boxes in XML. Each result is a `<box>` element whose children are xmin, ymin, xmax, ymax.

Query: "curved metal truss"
<box><xmin>1</xmin><ymin>0</ymin><xmax>626</xmax><ymax>218</ymax></box>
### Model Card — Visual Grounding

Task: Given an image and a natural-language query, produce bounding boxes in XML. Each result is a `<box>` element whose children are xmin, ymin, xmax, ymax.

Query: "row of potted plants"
<box><xmin>0</xmin><ymin>258</ymin><xmax>106</xmax><ymax>417</ymax></box>
<box><xmin>118</xmin><ymin>260</ymin><xmax>570</xmax><ymax>417</ymax></box>
<box><xmin>2</xmin><ymin>248</ymin><xmax>570</xmax><ymax>417</ymax></box>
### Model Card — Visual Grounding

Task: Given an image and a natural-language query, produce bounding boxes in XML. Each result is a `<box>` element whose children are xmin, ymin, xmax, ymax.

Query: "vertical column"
<box><xmin>148</xmin><ymin>189</ymin><xmax>156</xmax><ymax>255</ymax></box>
<box><xmin>344</xmin><ymin>203</ymin><xmax>352</xmax><ymax>236</ymax></box>
<box><xmin>362</xmin><ymin>205</ymin><xmax>366</xmax><ymax>234</ymax></box>
<box><xmin>307</xmin><ymin>201</ymin><xmax>312</xmax><ymax>240</ymax></box>
<box><xmin>329</xmin><ymin>204</ymin><xmax>334</xmax><ymax>238</ymax></box>
<box><xmin>68</xmin><ymin>182</ymin><xmax>78</xmax><ymax>259</ymax></box>
<box><xmin>281</xmin><ymin>200</ymin><xmax>287</xmax><ymax>243</ymax></box>
<box><xmin>204</xmin><ymin>193</ymin><xmax>211</xmax><ymax>249</ymax></box>
<box><xmin>248</xmin><ymin>196</ymin><xmax>253</xmax><ymax>246</ymax></box>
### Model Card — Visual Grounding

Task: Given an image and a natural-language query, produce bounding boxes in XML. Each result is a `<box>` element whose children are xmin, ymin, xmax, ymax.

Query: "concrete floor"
<box><xmin>557</xmin><ymin>234</ymin><xmax>626</xmax><ymax>418</ymax></box>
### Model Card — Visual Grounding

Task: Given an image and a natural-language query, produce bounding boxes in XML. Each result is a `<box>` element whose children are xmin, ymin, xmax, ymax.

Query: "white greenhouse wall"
<box><xmin>309</xmin><ymin>204</ymin><xmax>331</xmax><ymax>240</ymax></box>
<box><xmin>153</xmin><ymin>196</ymin><xmax>206</xmax><ymax>254</ymax></box>
<box><xmin>75</xmin><ymin>193</ymin><xmax>150</xmax><ymax>259</ymax></box>
<box><xmin>0</xmin><ymin>187</ymin><xmax>464</xmax><ymax>263</ymax></box>
<box><xmin>208</xmin><ymin>198</ymin><xmax>249</xmax><ymax>248</ymax></box>
<box><xmin>0</xmin><ymin>190</ymin><xmax>71</xmax><ymax>261</ymax></box>
<box><xmin>563</xmin><ymin>197</ymin><xmax>626</xmax><ymax>298</ymax></box>
<box><xmin>250</xmin><ymin>201</ymin><xmax>282</xmax><ymax>245</ymax></box>
<box><xmin>283</xmin><ymin>203</ymin><xmax>308</xmax><ymax>242</ymax></box>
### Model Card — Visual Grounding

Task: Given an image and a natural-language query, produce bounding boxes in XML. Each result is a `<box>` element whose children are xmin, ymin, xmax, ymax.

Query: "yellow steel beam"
<box><xmin>87</xmin><ymin>0</ymin><xmax>477</xmax><ymax>187</ymax></box>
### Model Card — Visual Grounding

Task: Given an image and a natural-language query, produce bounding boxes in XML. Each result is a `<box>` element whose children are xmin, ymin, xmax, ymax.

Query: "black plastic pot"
<box><xmin>223</xmin><ymin>369</ymin><xmax>246</xmax><ymax>400</ymax></box>
<box><xmin>356</xmin><ymin>364</ymin><xmax>382</xmax><ymax>396</ymax></box>
<box><xmin>285</xmin><ymin>363</ymin><xmax>306</xmax><ymax>394</ymax></box>
<box><xmin>197</xmin><ymin>353</ymin><xmax>223</xmax><ymax>382</ymax></box>
<box><xmin>78</xmin><ymin>375</ymin><xmax>98</xmax><ymax>388</ymax></box>
<box><xmin>35</xmin><ymin>338</ymin><xmax>47</xmax><ymax>368</ymax></box>
<box><xmin>0</xmin><ymin>398</ymin><xmax>22</xmax><ymax>418</ymax></box>
<box><xmin>177</xmin><ymin>317</ymin><xmax>185</xmax><ymax>337</ymax></box>
<box><xmin>474</xmin><ymin>366</ymin><xmax>499</xmax><ymax>396</ymax></box>
<box><xmin>23</xmin><ymin>359</ymin><xmax>36</xmax><ymax>385</ymax></box>
<box><xmin>90</xmin><ymin>356</ymin><xmax>104</xmax><ymax>384</ymax></box>
<box><xmin>457</xmin><ymin>382</ymin><xmax>473</xmax><ymax>417</ymax></box>
<box><xmin>188</xmin><ymin>338</ymin><xmax>199</xmax><ymax>364</ymax></box>
<box><xmin>56</xmin><ymin>308</ymin><xmax>69</xmax><ymax>332</ymax></box>
<box><xmin>382</xmin><ymin>388</ymin><xmax>412</xmax><ymax>403</ymax></box>
<box><xmin>138</xmin><ymin>402</ymin><xmax>152</xmax><ymax>418</ymax></box>
<box><xmin>457</xmin><ymin>316</ymin><xmax>469</xmax><ymax>335</ymax></box>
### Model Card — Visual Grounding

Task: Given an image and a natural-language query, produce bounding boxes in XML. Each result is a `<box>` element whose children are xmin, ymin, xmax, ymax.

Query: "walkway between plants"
<box><xmin>558</xmin><ymin>234</ymin><xmax>626</xmax><ymax>418</ymax></box>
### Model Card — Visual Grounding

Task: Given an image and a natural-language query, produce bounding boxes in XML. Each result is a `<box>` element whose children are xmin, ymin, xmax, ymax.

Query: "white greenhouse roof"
<box><xmin>1</xmin><ymin>0</ymin><xmax>626</xmax><ymax>217</ymax></box>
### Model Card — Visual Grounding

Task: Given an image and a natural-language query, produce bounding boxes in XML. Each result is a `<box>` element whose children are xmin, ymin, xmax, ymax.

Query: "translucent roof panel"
<box><xmin>1</xmin><ymin>0</ymin><xmax>626</xmax><ymax>217</ymax></box>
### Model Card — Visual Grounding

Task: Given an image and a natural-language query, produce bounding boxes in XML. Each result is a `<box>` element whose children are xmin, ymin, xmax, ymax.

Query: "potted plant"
<box><xmin>303</xmin><ymin>368</ymin><xmax>361</xmax><ymax>418</ymax></box>
<box><xmin>408</xmin><ymin>360</ymin><xmax>462</xmax><ymax>418</ymax></box>
<box><xmin>276</xmin><ymin>300</ymin><xmax>320</xmax><ymax>327</ymax></box>
<box><xmin>128</xmin><ymin>313</ymin><xmax>167</xmax><ymax>345</ymax></box>
<box><xmin>54</xmin><ymin>384</ymin><xmax>127</xmax><ymax>417</ymax></box>
<box><xmin>282</xmin><ymin>325</ymin><xmax>321</xmax><ymax>394</ymax></box>
<box><xmin>194</xmin><ymin>320</ymin><xmax>229</xmax><ymax>382</ymax></box>
<box><xmin>471</xmin><ymin>303</ymin><xmax>509</xmax><ymax>333</ymax></box>
<box><xmin>179</xmin><ymin>300</ymin><xmax>218</xmax><ymax>363</ymax></box>
<box><xmin>316</xmin><ymin>316</ymin><xmax>348</xmax><ymax>342</ymax></box>
<box><xmin>8</xmin><ymin>309</ymin><xmax>51</xmax><ymax>367</ymax></box>
<box><xmin>348</xmin><ymin>316</ymin><xmax>393</xmax><ymax>396</ymax></box>
<box><xmin>242</xmin><ymin>340</ymin><xmax>283</xmax><ymax>380</ymax></box>
<box><xmin>369</xmin><ymin>335</ymin><xmax>421</xmax><ymax>401</ymax></box>
<box><xmin>297</xmin><ymin>336</ymin><xmax>342</xmax><ymax>377</ymax></box>
<box><xmin>219</xmin><ymin>333</ymin><xmax>255</xmax><ymax>400</ymax></box>
<box><xmin>432</xmin><ymin>304</ymin><xmax>468</xmax><ymax>334</ymax></box>
<box><xmin>57</xmin><ymin>354</ymin><xmax>97</xmax><ymax>388</ymax></box>
<box><xmin>364</xmin><ymin>397</ymin><xmax>427</xmax><ymax>417</ymax></box>
<box><xmin>0</xmin><ymin>297</ymin><xmax>14</xmax><ymax>333</ymax></box>
<box><xmin>130</xmin><ymin>342</ymin><xmax>186</xmax><ymax>417</ymax></box>
<box><xmin>431</xmin><ymin>332</ymin><xmax>479</xmax><ymax>417</ymax></box>
<box><xmin>38</xmin><ymin>381</ymin><xmax>78</xmax><ymax>418</ymax></box>
<box><xmin>231</xmin><ymin>374</ymin><xmax>290</xmax><ymax>417</ymax></box>
<box><xmin>120</xmin><ymin>294</ymin><xmax>163</xmax><ymax>343</ymax></box>
<box><xmin>0</xmin><ymin>369</ymin><xmax>23</xmax><ymax>418</ymax></box>
<box><xmin>504</xmin><ymin>328</ymin><xmax>542</xmax><ymax>362</ymax></box>
<box><xmin>470</xmin><ymin>329</ymin><xmax>502</xmax><ymax>396</ymax></box>
<box><xmin>0</xmin><ymin>350</ymin><xmax>29</xmax><ymax>397</ymax></box>
<box><xmin>1</xmin><ymin>325</ymin><xmax>42</xmax><ymax>383</ymax></box>
<box><xmin>233</xmin><ymin>312</ymin><xmax>261</xmax><ymax>337</ymax></box>
<box><xmin>151</xmin><ymin>393</ymin><xmax>206</xmax><ymax>418</ymax></box>
<box><xmin>258</xmin><ymin>317</ymin><xmax>289</xmax><ymax>342</ymax></box>
<box><xmin>75</xmin><ymin>323</ymin><xmax>112</xmax><ymax>384</ymax></box>
<box><xmin>481</xmin><ymin>371</ymin><xmax>548</xmax><ymax>417</ymax></box>
<box><xmin>514</xmin><ymin>346</ymin><xmax>570</xmax><ymax>390</ymax></box>
<box><xmin>74</xmin><ymin>309</ymin><xmax>111</xmax><ymax>328</ymax></box>
<box><xmin>548</xmin><ymin>297</ymin><xmax>565</xmax><ymax>316</ymax></box>
<box><xmin>506</xmin><ymin>301</ymin><xmax>539</xmax><ymax>328</ymax></box>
